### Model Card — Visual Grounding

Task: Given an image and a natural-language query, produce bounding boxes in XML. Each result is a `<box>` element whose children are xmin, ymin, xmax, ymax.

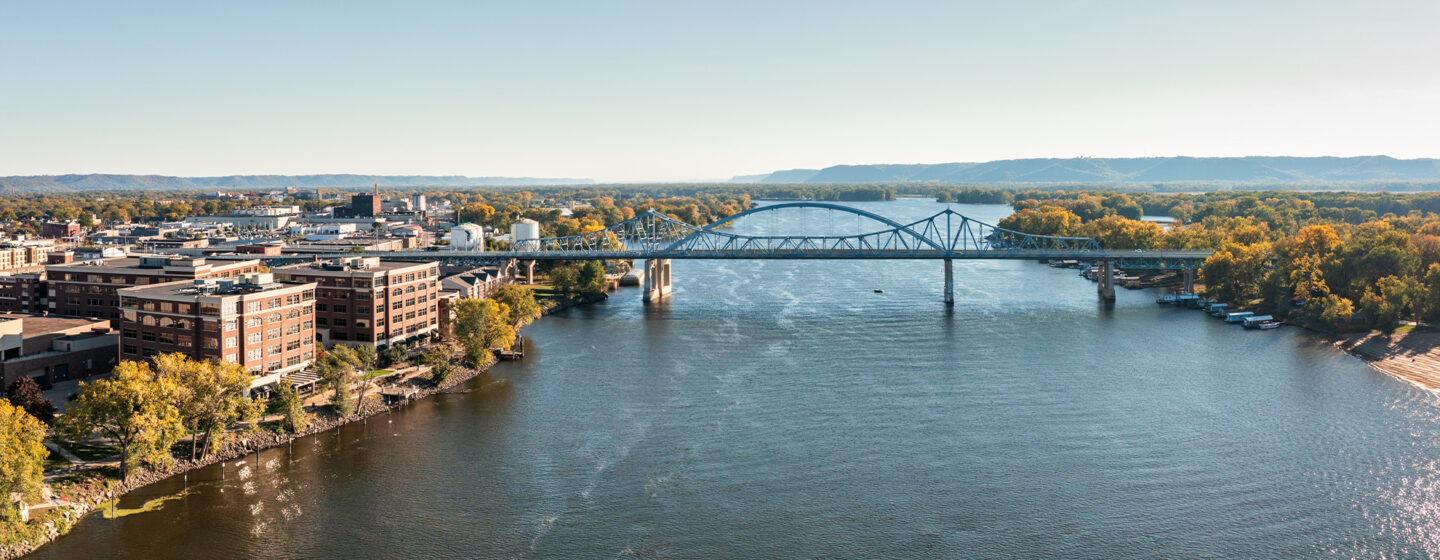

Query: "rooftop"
<box><xmin>48</xmin><ymin>255</ymin><xmax>261</xmax><ymax>273</ymax></box>
<box><xmin>0</xmin><ymin>314</ymin><xmax>111</xmax><ymax>336</ymax></box>
<box><xmin>121</xmin><ymin>275</ymin><xmax>314</xmax><ymax>299</ymax></box>
<box><xmin>277</xmin><ymin>257</ymin><xmax>433</xmax><ymax>275</ymax></box>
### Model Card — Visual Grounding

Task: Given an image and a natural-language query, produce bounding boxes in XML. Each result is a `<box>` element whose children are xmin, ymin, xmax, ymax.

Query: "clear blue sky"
<box><xmin>2</xmin><ymin>1</ymin><xmax>1438</xmax><ymax>182</ymax></box>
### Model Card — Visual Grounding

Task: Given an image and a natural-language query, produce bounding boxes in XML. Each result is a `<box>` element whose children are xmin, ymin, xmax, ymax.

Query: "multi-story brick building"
<box><xmin>0</xmin><ymin>273</ymin><xmax>47</xmax><ymax>314</ymax></box>
<box><xmin>272</xmin><ymin>257</ymin><xmax>439</xmax><ymax>347</ymax></box>
<box><xmin>117</xmin><ymin>273</ymin><xmax>317</xmax><ymax>376</ymax></box>
<box><xmin>40</xmin><ymin>221</ymin><xmax>82</xmax><ymax>239</ymax></box>
<box><xmin>47</xmin><ymin>255</ymin><xmax>263</xmax><ymax>319</ymax></box>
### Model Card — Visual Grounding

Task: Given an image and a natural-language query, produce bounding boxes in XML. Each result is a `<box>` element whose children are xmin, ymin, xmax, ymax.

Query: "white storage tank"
<box><xmin>511</xmin><ymin>219</ymin><xmax>540</xmax><ymax>251</ymax></box>
<box><xmin>449</xmin><ymin>223</ymin><xmax>485</xmax><ymax>251</ymax></box>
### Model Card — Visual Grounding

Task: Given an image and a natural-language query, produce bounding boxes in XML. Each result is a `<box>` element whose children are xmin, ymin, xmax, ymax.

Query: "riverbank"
<box><xmin>1335</xmin><ymin>330</ymin><xmax>1440</xmax><ymax>393</ymax></box>
<box><xmin>2</xmin><ymin>291</ymin><xmax>606</xmax><ymax>560</ymax></box>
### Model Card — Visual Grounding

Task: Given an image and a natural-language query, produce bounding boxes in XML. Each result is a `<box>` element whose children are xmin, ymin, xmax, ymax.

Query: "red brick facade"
<box><xmin>118</xmin><ymin>277</ymin><xmax>317</xmax><ymax>374</ymax></box>
<box><xmin>272</xmin><ymin>258</ymin><xmax>439</xmax><ymax>347</ymax></box>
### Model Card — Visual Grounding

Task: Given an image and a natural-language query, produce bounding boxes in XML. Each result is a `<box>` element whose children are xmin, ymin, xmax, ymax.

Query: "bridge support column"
<box><xmin>1183</xmin><ymin>268</ymin><xmax>1195</xmax><ymax>294</ymax></box>
<box><xmin>524</xmin><ymin>260</ymin><xmax>535</xmax><ymax>285</ymax></box>
<box><xmin>643</xmin><ymin>258</ymin><xmax>672</xmax><ymax>303</ymax></box>
<box><xmin>1097</xmin><ymin>260</ymin><xmax>1116</xmax><ymax>301</ymax></box>
<box><xmin>943</xmin><ymin>259</ymin><xmax>954</xmax><ymax>305</ymax></box>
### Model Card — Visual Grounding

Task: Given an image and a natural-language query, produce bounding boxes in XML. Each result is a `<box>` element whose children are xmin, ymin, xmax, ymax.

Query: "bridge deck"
<box><xmin>258</xmin><ymin>249</ymin><xmax>1211</xmax><ymax>269</ymax></box>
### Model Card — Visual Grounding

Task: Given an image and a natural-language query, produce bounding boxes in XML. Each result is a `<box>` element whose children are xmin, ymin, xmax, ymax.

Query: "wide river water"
<box><xmin>29</xmin><ymin>200</ymin><xmax>1440</xmax><ymax>558</ymax></box>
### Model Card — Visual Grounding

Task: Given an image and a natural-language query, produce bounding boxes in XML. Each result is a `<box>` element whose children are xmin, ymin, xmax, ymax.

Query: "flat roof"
<box><xmin>47</xmin><ymin>255</ymin><xmax>261</xmax><ymax>273</ymax></box>
<box><xmin>121</xmin><ymin>279</ymin><xmax>316</xmax><ymax>299</ymax></box>
<box><xmin>276</xmin><ymin>260</ymin><xmax>434</xmax><ymax>275</ymax></box>
<box><xmin>0</xmin><ymin>314</ymin><xmax>110</xmax><ymax>335</ymax></box>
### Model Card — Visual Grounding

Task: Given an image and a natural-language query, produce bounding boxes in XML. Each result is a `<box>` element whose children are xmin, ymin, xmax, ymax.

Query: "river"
<box><xmin>29</xmin><ymin>200</ymin><xmax>1440</xmax><ymax>558</ymax></box>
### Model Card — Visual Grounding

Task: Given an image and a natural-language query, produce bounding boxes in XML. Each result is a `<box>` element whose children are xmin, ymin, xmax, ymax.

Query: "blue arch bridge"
<box><xmin>280</xmin><ymin>202</ymin><xmax>1212</xmax><ymax>304</ymax></box>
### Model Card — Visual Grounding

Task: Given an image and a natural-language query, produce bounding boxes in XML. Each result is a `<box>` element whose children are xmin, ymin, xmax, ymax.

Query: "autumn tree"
<box><xmin>452</xmin><ymin>298</ymin><xmax>515</xmax><ymax>368</ymax></box>
<box><xmin>491</xmin><ymin>284</ymin><xmax>542</xmax><ymax>327</ymax></box>
<box><xmin>0</xmin><ymin>400</ymin><xmax>46</xmax><ymax>522</ymax></box>
<box><xmin>155</xmin><ymin>354</ymin><xmax>258</xmax><ymax>460</ymax></box>
<box><xmin>61</xmin><ymin>361</ymin><xmax>185</xmax><ymax>480</ymax></box>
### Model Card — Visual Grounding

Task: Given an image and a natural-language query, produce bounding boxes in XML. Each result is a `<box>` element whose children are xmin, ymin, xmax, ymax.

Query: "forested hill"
<box><xmin>0</xmin><ymin>174</ymin><xmax>594</xmax><ymax>192</ymax></box>
<box><xmin>734</xmin><ymin>156</ymin><xmax>1440</xmax><ymax>184</ymax></box>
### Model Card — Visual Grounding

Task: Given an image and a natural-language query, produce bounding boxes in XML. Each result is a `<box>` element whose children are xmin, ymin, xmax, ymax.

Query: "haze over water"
<box><xmin>30</xmin><ymin>200</ymin><xmax>1440</xmax><ymax>558</ymax></box>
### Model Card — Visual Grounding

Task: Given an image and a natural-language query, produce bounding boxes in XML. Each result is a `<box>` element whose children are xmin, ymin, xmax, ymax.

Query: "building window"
<box><xmin>247</xmin><ymin>333</ymin><xmax>261</xmax><ymax>344</ymax></box>
<box><xmin>122</xmin><ymin>329</ymin><xmax>137</xmax><ymax>338</ymax></box>
<box><xmin>269</xmin><ymin>312</ymin><xmax>282</xmax><ymax>323</ymax></box>
<box><xmin>334</xmin><ymin>304</ymin><xmax>347</xmax><ymax>313</ymax></box>
<box><xmin>268</xmin><ymin>344</ymin><xmax>282</xmax><ymax>356</ymax></box>
<box><xmin>225</xmin><ymin>337</ymin><xmax>237</xmax><ymax>348</ymax></box>
<box><xmin>123</xmin><ymin>344</ymin><xmax>137</xmax><ymax>355</ymax></box>
<box><xmin>224</xmin><ymin>353</ymin><xmax>238</xmax><ymax>363</ymax></box>
<box><xmin>267</xmin><ymin>361</ymin><xmax>282</xmax><ymax>372</ymax></box>
<box><xmin>316</xmin><ymin>317</ymin><xmax>328</xmax><ymax>326</ymax></box>
<box><xmin>224</xmin><ymin>319</ymin><xmax>237</xmax><ymax>330</ymax></box>
<box><xmin>286</xmin><ymin>355</ymin><xmax>301</xmax><ymax>367</ymax></box>
<box><xmin>316</xmin><ymin>303</ymin><xmax>328</xmax><ymax>312</ymax></box>
<box><xmin>247</xmin><ymin>349</ymin><xmax>262</xmax><ymax>361</ymax></box>
<box><xmin>333</xmin><ymin>318</ymin><xmax>347</xmax><ymax>327</ymax></box>
<box><xmin>246</xmin><ymin>317</ymin><xmax>262</xmax><ymax>328</ymax></box>
<box><xmin>267</xmin><ymin>328</ymin><xmax>281</xmax><ymax>339</ymax></box>
<box><xmin>141</xmin><ymin>331</ymin><xmax>156</xmax><ymax>341</ymax></box>
<box><xmin>286</xmin><ymin>339</ymin><xmax>301</xmax><ymax>351</ymax></box>
<box><xmin>286</xmin><ymin>324</ymin><xmax>300</xmax><ymax>335</ymax></box>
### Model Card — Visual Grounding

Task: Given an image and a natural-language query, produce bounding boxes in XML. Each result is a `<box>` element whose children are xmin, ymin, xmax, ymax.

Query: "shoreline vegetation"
<box><xmin>0</xmin><ymin>287</ymin><xmax>604</xmax><ymax>560</ymax></box>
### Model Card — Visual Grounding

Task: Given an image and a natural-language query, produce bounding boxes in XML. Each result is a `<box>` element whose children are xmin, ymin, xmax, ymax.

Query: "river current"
<box><xmin>29</xmin><ymin>200</ymin><xmax>1440</xmax><ymax>558</ymax></box>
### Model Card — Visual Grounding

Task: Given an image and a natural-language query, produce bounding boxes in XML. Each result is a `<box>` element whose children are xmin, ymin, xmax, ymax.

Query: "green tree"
<box><xmin>5</xmin><ymin>376</ymin><xmax>55</xmax><ymax>424</ymax></box>
<box><xmin>577</xmin><ymin>261</ymin><xmax>607</xmax><ymax>296</ymax></box>
<box><xmin>550</xmin><ymin>265</ymin><xmax>578</xmax><ymax>296</ymax></box>
<box><xmin>61</xmin><ymin>361</ymin><xmax>185</xmax><ymax>480</ymax></box>
<box><xmin>420</xmin><ymin>347</ymin><xmax>456</xmax><ymax>386</ymax></box>
<box><xmin>352</xmin><ymin>345</ymin><xmax>378</xmax><ymax>412</ymax></box>
<box><xmin>491</xmin><ymin>284</ymin><xmax>542</xmax><ymax>327</ymax></box>
<box><xmin>315</xmin><ymin>346</ymin><xmax>358</xmax><ymax>416</ymax></box>
<box><xmin>0</xmin><ymin>400</ymin><xmax>47</xmax><ymax>522</ymax></box>
<box><xmin>380</xmin><ymin>344</ymin><xmax>408</xmax><ymax>367</ymax></box>
<box><xmin>266</xmin><ymin>377</ymin><xmax>309</xmax><ymax>433</ymax></box>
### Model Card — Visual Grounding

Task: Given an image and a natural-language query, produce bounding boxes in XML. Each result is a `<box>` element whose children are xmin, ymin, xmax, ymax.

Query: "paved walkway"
<box><xmin>44</xmin><ymin>440</ymin><xmax>83</xmax><ymax>464</ymax></box>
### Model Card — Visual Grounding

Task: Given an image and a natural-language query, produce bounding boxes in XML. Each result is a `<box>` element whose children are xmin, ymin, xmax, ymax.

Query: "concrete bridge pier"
<box><xmin>643</xmin><ymin>258</ymin><xmax>672</xmax><ymax>303</ymax></box>
<box><xmin>943</xmin><ymin>259</ymin><xmax>954</xmax><ymax>305</ymax></box>
<box><xmin>1097</xmin><ymin>260</ymin><xmax>1116</xmax><ymax>301</ymax></box>
<box><xmin>1183</xmin><ymin>269</ymin><xmax>1195</xmax><ymax>294</ymax></box>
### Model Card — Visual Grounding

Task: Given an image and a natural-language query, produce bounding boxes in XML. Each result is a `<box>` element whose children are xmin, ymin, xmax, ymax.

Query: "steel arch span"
<box><xmin>274</xmin><ymin>203</ymin><xmax>1212</xmax><ymax>270</ymax></box>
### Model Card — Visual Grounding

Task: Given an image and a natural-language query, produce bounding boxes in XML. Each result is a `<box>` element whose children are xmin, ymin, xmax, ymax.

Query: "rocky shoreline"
<box><xmin>3</xmin><ymin>292</ymin><xmax>605</xmax><ymax>560</ymax></box>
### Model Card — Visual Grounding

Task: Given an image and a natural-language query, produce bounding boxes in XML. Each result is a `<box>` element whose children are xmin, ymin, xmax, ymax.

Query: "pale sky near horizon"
<box><xmin>3</xmin><ymin>1</ymin><xmax>1439</xmax><ymax>182</ymax></box>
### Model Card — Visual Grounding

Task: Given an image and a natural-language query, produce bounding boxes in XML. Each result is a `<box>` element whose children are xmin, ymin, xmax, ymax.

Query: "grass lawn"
<box><xmin>363</xmin><ymin>369</ymin><xmax>394</xmax><ymax>380</ymax></box>
<box><xmin>44</xmin><ymin>448</ymin><xmax>70</xmax><ymax>471</ymax></box>
<box><xmin>53</xmin><ymin>440</ymin><xmax>121</xmax><ymax>462</ymax></box>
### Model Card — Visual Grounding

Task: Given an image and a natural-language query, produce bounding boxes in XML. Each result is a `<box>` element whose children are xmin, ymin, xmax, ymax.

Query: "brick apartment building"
<box><xmin>0</xmin><ymin>273</ymin><xmax>47</xmax><ymax>314</ymax></box>
<box><xmin>47</xmin><ymin>255</ymin><xmax>263</xmax><ymax>319</ymax></box>
<box><xmin>272</xmin><ymin>257</ymin><xmax>439</xmax><ymax>347</ymax></box>
<box><xmin>40</xmin><ymin>221</ymin><xmax>82</xmax><ymax>239</ymax></box>
<box><xmin>117</xmin><ymin>273</ymin><xmax>317</xmax><ymax>376</ymax></box>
